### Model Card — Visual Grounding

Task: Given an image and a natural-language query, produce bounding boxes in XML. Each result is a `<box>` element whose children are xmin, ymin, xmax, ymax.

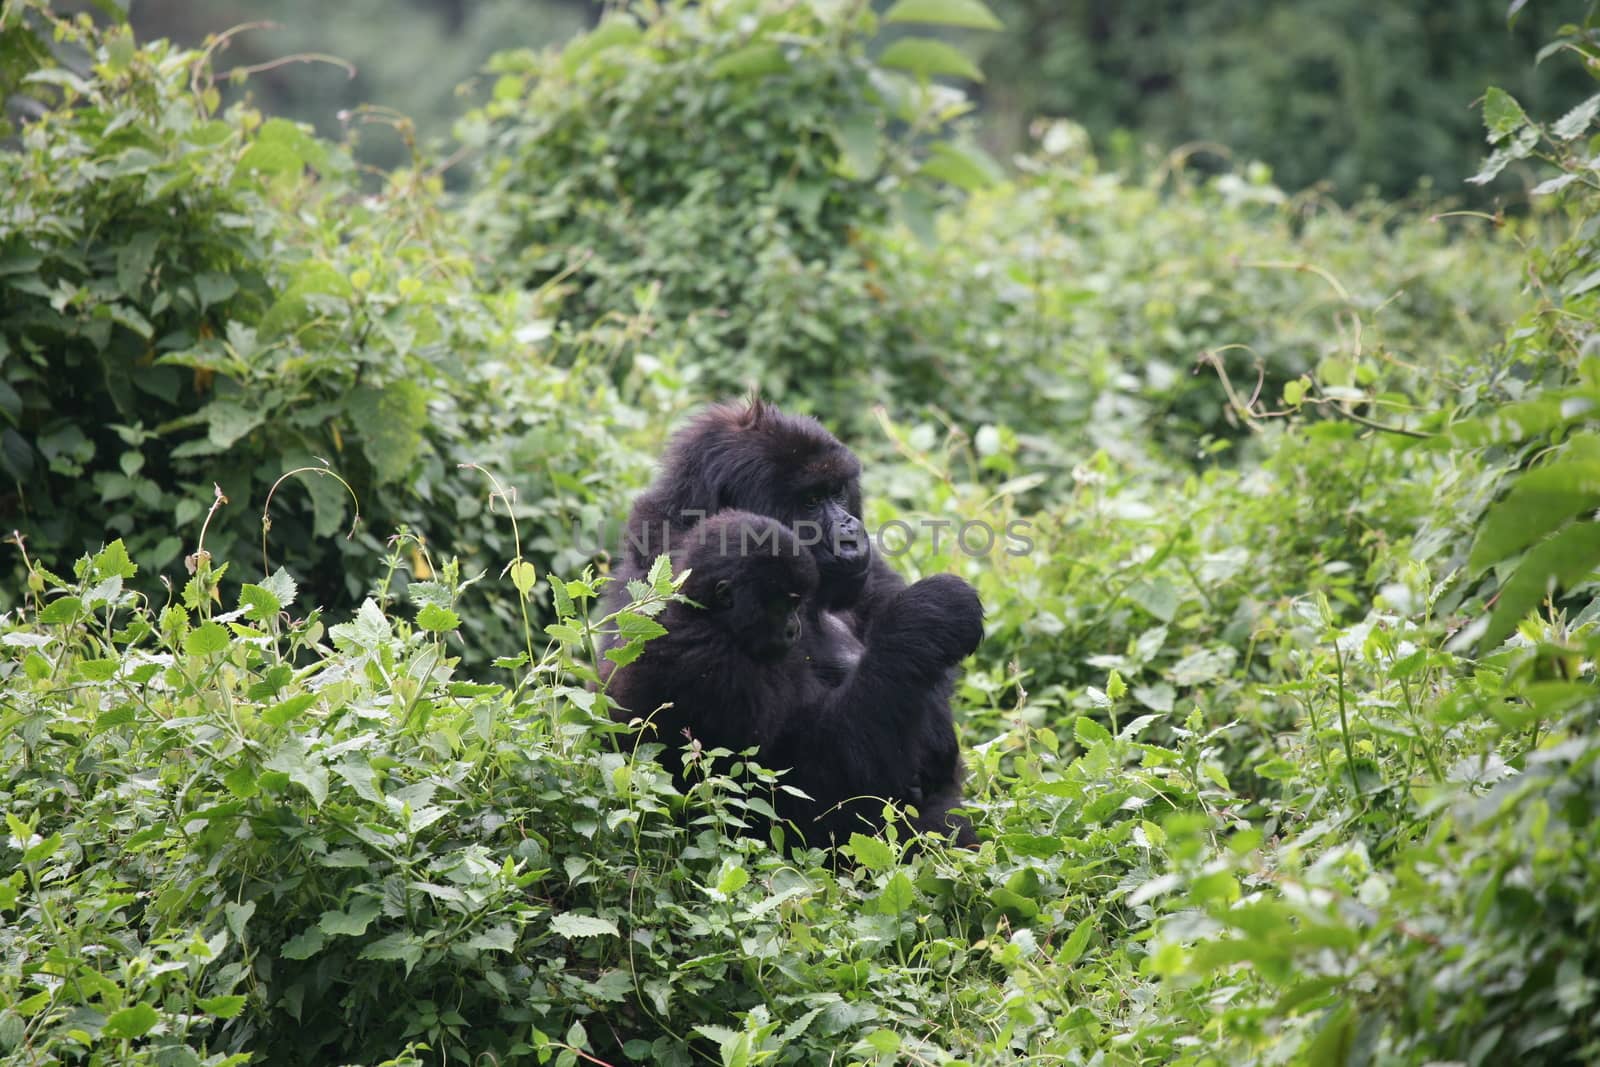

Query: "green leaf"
<box><xmin>197</xmin><ymin>994</ymin><xmax>248</xmax><ymax>1019</ymax></box>
<box><xmin>833</xmin><ymin>114</ymin><xmax>881</xmax><ymax>179</ymax></box>
<box><xmin>21</xmin><ymin>832</ymin><xmax>61</xmax><ymax>865</ymax></box>
<box><xmin>236</xmin><ymin>117</ymin><xmax>328</xmax><ymax>180</ymax></box>
<box><xmin>261</xmin><ymin>693</ymin><xmax>317</xmax><ymax>727</ymax></box>
<box><xmin>875</xmin><ymin>871</ymin><xmax>916</xmax><ymax>915</ymax></box>
<box><xmin>1074</xmin><ymin>716</ymin><xmax>1113</xmax><ymax>748</ymax></box>
<box><xmin>79</xmin><ymin>658</ymin><xmax>118</xmax><ymax>681</ymax></box>
<box><xmin>261</xmin><ymin>567</ymin><xmax>298</xmax><ymax>610</ymax></box>
<box><xmin>864</xmin><ymin>1030</ymin><xmax>902</xmax><ymax>1055</ymax></box>
<box><xmin>93</xmin><ymin>539</ymin><xmax>137</xmax><ymax>581</ymax></box>
<box><xmin>102</xmin><ymin>1003</ymin><xmax>160</xmax><ymax>1039</ymax></box>
<box><xmin>884</xmin><ymin>0</ymin><xmax>1003</xmax><ymax>30</ymax></box>
<box><xmin>1483</xmin><ymin>522</ymin><xmax>1600</xmax><ymax>647</ymax></box>
<box><xmin>1482</xmin><ymin>86</ymin><xmax>1529</xmax><ymax>143</ymax></box>
<box><xmin>416</xmin><ymin>603</ymin><xmax>462</xmax><ymax>633</ymax></box>
<box><xmin>184</xmin><ymin>621</ymin><xmax>230</xmax><ymax>657</ymax></box>
<box><xmin>1469</xmin><ymin>458</ymin><xmax>1600</xmax><ymax>573</ymax></box>
<box><xmin>614</xmin><ymin>611</ymin><xmax>667</xmax><ymax>642</ymax></box>
<box><xmin>561</xmin><ymin>16</ymin><xmax>642</xmax><ymax>75</ymax></box>
<box><xmin>349</xmin><ymin>381</ymin><xmax>427</xmax><ymax>485</ymax></box>
<box><xmin>1304</xmin><ymin>1003</ymin><xmax>1356</xmax><ymax>1067</ymax></box>
<box><xmin>1059</xmin><ymin>915</ymin><xmax>1095</xmax><ymax>965</ymax></box>
<box><xmin>238</xmin><ymin>582</ymin><xmax>281</xmax><ymax>622</ymax></box>
<box><xmin>1127</xmin><ymin>577</ymin><xmax>1179</xmax><ymax>622</ymax></box>
<box><xmin>878</xmin><ymin>38</ymin><xmax>984</xmax><ymax>82</ymax></box>
<box><xmin>359</xmin><ymin>931</ymin><xmax>425</xmax><ymax>973</ymax></box>
<box><xmin>550</xmin><ymin>912</ymin><xmax>620</xmax><ymax>939</ymax></box>
<box><xmin>319</xmin><ymin>897</ymin><xmax>382</xmax><ymax>937</ymax></box>
<box><xmin>711</xmin><ymin>43</ymin><xmax>789</xmax><ymax>79</ymax></box>
<box><xmin>1445</xmin><ymin>394</ymin><xmax>1592</xmax><ymax>447</ymax></box>
<box><xmin>510</xmin><ymin>559</ymin><xmax>538</xmax><ymax>597</ymax></box>
<box><xmin>920</xmin><ymin>141</ymin><xmax>1001</xmax><ymax>191</ymax></box>
<box><xmin>846</xmin><ymin>833</ymin><xmax>896</xmax><ymax>871</ymax></box>
<box><xmin>282</xmin><ymin>927</ymin><xmax>326</xmax><ymax>959</ymax></box>
<box><xmin>37</xmin><ymin>596</ymin><xmax>82</xmax><ymax>626</ymax></box>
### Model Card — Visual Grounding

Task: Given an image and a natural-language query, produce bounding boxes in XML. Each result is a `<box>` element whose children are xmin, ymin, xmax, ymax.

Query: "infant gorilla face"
<box><xmin>680</xmin><ymin>512</ymin><xmax>818</xmax><ymax>663</ymax></box>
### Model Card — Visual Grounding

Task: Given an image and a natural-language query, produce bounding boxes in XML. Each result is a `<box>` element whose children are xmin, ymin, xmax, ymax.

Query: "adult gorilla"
<box><xmin>605</xmin><ymin>399</ymin><xmax>981</xmax><ymax>845</ymax></box>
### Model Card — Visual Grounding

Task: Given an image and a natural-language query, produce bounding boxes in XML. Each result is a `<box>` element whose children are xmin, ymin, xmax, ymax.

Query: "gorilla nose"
<box><xmin>834</xmin><ymin>515</ymin><xmax>867</xmax><ymax>561</ymax></box>
<box><xmin>784</xmin><ymin>617</ymin><xmax>801</xmax><ymax>643</ymax></box>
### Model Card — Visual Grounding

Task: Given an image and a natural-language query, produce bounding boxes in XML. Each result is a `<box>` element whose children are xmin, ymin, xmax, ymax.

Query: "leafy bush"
<box><xmin>6</xmin><ymin>2</ymin><xmax>1600</xmax><ymax>1066</ymax></box>
<box><xmin>0</xmin><ymin>10</ymin><xmax>659</xmax><ymax>654</ymax></box>
<box><xmin>460</xmin><ymin>0</ymin><xmax>1002</xmax><ymax>414</ymax></box>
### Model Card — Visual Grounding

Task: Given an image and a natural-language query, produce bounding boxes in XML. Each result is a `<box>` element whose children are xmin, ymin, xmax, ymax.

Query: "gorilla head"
<box><xmin>678</xmin><ymin>511</ymin><xmax>817</xmax><ymax>663</ymax></box>
<box><xmin>623</xmin><ymin>399</ymin><xmax>872</xmax><ymax>604</ymax></box>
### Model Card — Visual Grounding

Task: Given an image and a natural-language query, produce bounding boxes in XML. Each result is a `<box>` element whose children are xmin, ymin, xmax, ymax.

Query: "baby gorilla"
<box><xmin>606</xmin><ymin>511</ymin><xmax>980</xmax><ymax>848</ymax></box>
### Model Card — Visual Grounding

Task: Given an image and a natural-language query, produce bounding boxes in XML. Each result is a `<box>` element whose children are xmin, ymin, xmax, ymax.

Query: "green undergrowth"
<box><xmin>6</xmin><ymin>2</ymin><xmax>1600</xmax><ymax>1065</ymax></box>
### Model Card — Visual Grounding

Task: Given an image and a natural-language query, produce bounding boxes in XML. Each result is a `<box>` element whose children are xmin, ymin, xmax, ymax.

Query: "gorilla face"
<box><xmin>624</xmin><ymin>399</ymin><xmax>876</xmax><ymax>603</ymax></box>
<box><xmin>679</xmin><ymin>512</ymin><xmax>817</xmax><ymax>663</ymax></box>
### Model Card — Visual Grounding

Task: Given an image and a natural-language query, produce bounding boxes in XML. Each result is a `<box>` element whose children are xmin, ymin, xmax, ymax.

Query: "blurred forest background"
<box><xmin>128</xmin><ymin>0</ymin><xmax>1588</xmax><ymax>200</ymax></box>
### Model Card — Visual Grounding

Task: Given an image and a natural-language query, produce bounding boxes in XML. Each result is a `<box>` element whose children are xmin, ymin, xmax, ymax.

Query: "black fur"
<box><xmin>606</xmin><ymin>400</ymin><xmax>982</xmax><ymax>846</ymax></box>
<box><xmin>606</xmin><ymin>512</ymin><xmax>981</xmax><ymax>846</ymax></box>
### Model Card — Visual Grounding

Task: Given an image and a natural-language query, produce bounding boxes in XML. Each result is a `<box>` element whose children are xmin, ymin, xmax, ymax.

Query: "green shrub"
<box><xmin>459</xmin><ymin>0</ymin><xmax>1000</xmax><ymax>416</ymax></box>
<box><xmin>0</xmin><ymin>10</ymin><xmax>659</xmax><ymax>656</ymax></box>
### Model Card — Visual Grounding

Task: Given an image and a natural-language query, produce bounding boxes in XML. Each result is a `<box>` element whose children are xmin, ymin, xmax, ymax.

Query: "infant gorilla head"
<box><xmin>622</xmin><ymin>398</ymin><xmax>872</xmax><ymax>604</ymax></box>
<box><xmin>678</xmin><ymin>511</ymin><xmax>817</xmax><ymax>663</ymax></box>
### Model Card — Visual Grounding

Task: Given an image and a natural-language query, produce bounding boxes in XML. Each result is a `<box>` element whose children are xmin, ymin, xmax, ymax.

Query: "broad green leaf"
<box><xmin>561</xmin><ymin>16</ymin><xmax>642</xmax><ymax>75</ymax></box>
<box><xmin>196</xmin><ymin>995</ymin><xmax>248</xmax><ymax>1019</ymax></box>
<box><xmin>846</xmin><ymin>833</ymin><xmax>896</xmax><ymax>871</ymax></box>
<box><xmin>1304</xmin><ymin>1003</ymin><xmax>1356</xmax><ymax>1067</ymax></box>
<box><xmin>319</xmin><ymin>897</ymin><xmax>381</xmax><ymax>937</ymax></box>
<box><xmin>184</xmin><ymin>621</ymin><xmax>230</xmax><ymax>657</ymax></box>
<box><xmin>1127</xmin><ymin>577</ymin><xmax>1179</xmax><ymax>622</ymax></box>
<box><xmin>21</xmin><ymin>832</ymin><xmax>61</xmax><ymax>865</ymax></box>
<box><xmin>360</xmin><ymin>931</ymin><xmax>425</xmax><ymax>972</ymax></box>
<box><xmin>878</xmin><ymin>38</ymin><xmax>984</xmax><ymax>82</ymax></box>
<box><xmin>615</xmin><ymin>611</ymin><xmax>667</xmax><ymax>642</ymax></box>
<box><xmin>1482</xmin><ymin>86</ymin><xmax>1529</xmax><ymax>142</ymax></box>
<box><xmin>416</xmin><ymin>603</ymin><xmax>461</xmax><ymax>633</ymax></box>
<box><xmin>551</xmin><ymin>912</ymin><xmax>620</xmax><ymax>938</ymax></box>
<box><xmin>920</xmin><ymin>141</ymin><xmax>1002</xmax><ymax>191</ymax></box>
<box><xmin>92</xmin><ymin>540</ymin><xmax>137</xmax><ymax>581</ymax></box>
<box><xmin>1483</xmin><ymin>522</ymin><xmax>1600</xmax><ymax>647</ymax></box>
<box><xmin>262</xmin><ymin>693</ymin><xmax>317</xmax><ymax>727</ymax></box>
<box><xmin>281</xmin><ymin>927</ymin><xmax>325</xmax><ymax>959</ymax></box>
<box><xmin>1469</xmin><ymin>458</ymin><xmax>1600</xmax><ymax>573</ymax></box>
<box><xmin>1059</xmin><ymin>916</ymin><xmax>1095</xmax><ymax>964</ymax></box>
<box><xmin>102</xmin><ymin>1003</ymin><xmax>159</xmax><ymax>1039</ymax></box>
<box><xmin>711</xmin><ymin>43</ymin><xmax>788</xmax><ymax>79</ymax></box>
<box><xmin>1074</xmin><ymin>715</ymin><xmax>1113</xmax><ymax>748</ymax></box>
<box><xmin>349</xmin><ymin>381</ymin><xmax>426</xmax><ymax>485</ymax></box>
<box><xmin>37</xmin><ymin>596</ymin><xmax>82</xmax><ymax>625</ymax></box>
<box><xmin>885</xmin><ymin>0</ymin><xmax>1003</xmax><ymax>30</ymax></box>
<box><xmin>833</xmin><ymin>114</ymin><xmax>881</xmax><ymax>179</ymax></box>
<box><xmin>1444</xmin><ymin>394</ymin><xmax>1591</xmax><ymax>447</ymax></box>
<box><xmin>238</xmin><ymin>582</ymin><xmax>281</xmax><ymax>622</ymax></box>
<box><xmin>875</xmin><ymin>871</ymin><xmax>916</xmax><ymax>915</ymax></box>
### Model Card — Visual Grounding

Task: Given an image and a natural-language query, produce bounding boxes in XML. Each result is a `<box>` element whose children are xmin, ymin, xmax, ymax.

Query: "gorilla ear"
<box><xmin>713</xmin><ymin>579</ymin><xmax>735</xmax><ymax>608</ymax></box>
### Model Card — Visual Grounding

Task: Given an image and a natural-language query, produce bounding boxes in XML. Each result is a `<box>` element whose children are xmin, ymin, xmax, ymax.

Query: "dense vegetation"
<box><xmin>127</xmin><ymin>0</ymin><xmax>1589</xmax><ymax>201</ymax></box>
<box><xmin>5</xmin><ymin>2</ymin><xmax>1600</xmax><ymax>1065</ymax></box>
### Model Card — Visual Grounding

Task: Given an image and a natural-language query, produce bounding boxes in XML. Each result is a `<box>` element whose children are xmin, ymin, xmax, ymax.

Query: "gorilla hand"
<box><xmin>874</xmin><ymin>573</ymin><xmax>984</xmax><ymax>673</ymax></box>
